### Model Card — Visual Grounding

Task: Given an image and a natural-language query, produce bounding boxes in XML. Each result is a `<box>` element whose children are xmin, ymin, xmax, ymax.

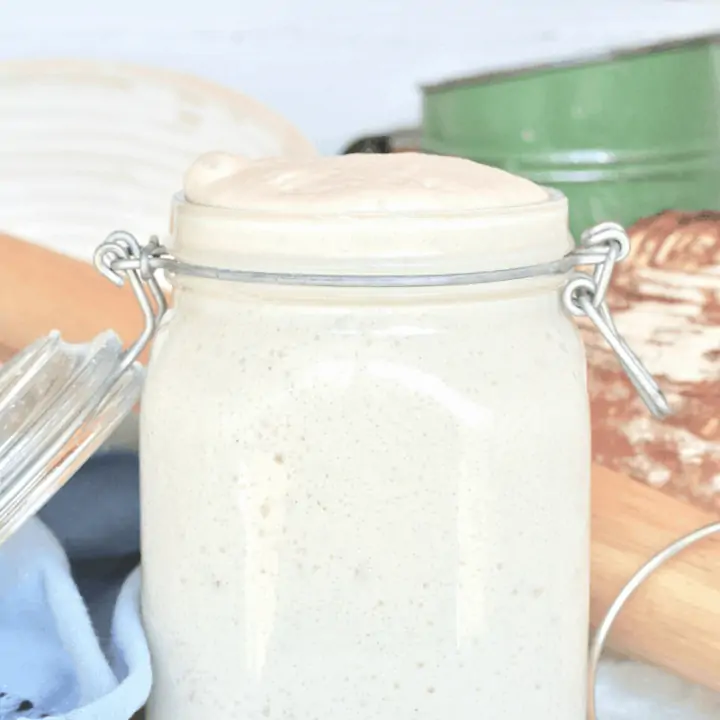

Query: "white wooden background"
<box><xmin>1</xmin><ymin>0</ymin><xmax>720</xmax><ymax>154</ymax></box>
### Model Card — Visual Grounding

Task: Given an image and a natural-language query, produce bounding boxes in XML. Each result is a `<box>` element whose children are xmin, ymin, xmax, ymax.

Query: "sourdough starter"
<box><xmin>141</xmin><ymin>152</ymin><xmax>590</xmax><ymax>720</ymax></box>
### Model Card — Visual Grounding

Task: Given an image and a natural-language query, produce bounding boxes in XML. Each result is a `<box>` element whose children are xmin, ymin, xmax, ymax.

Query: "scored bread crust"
<box><xmin>586</xmin><ymin>210</ymin><xmax>720</xmax><ymax>512</ymax></box>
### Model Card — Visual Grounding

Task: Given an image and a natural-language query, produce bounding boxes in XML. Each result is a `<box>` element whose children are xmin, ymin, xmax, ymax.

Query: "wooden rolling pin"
<box><xmin>592</xmin><ymin>463</ymin><xmax>720</xmax><ymax>692</ymax></box>
<box><xmin>2</xmin><ymin>232</ymin><xmax>720</xmax><ymax>691</ymax></box>
<box><xmin>0</xmin><ymin>233</ymin><xmax>170</xmax><ymax>364</ymax></box>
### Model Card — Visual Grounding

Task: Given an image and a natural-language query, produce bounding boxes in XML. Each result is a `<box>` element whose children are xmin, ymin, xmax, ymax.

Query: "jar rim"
<box><xmin>167</xmin><ymin>187</ymin><xmax>572</xmax><ymax>278</ymax></box>
<box><xmin>173</xmin><ymin>187</ymin><xmax>566</xmax><ymax>219</ymax></box>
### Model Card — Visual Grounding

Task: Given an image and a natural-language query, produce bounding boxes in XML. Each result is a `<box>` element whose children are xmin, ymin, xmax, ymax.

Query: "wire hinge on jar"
<box><xmin>94</xmin><ymin>231</ymin><xmax>167</xmax><ymax>371</ymax></box>
<box><xmin>562</xmin><ymin>222</ymin><xmax>671</xmax><ymax>420</ymax></box>
<box><xmin>95</xmin><ymin>222</ymin><xmax>671</xmax><ymax>419</ymax></box>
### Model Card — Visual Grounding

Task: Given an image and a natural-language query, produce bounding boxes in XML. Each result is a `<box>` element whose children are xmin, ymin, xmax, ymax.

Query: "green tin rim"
<box><xmin>422</xmin><ymin>33</ymin><xmax>720</xmax><ymax>93</ymax></box>
<box><xmin>421</xmin><ymin>140</ymin><xmax>720</xmax><ymax>182</ymax></box>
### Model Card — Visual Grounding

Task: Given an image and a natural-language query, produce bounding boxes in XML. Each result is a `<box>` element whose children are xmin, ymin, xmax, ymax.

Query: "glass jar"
<box><xmin>133</xmin><ymin>154</ymin><xmax>666</xmax><ymax>720</ymax></box>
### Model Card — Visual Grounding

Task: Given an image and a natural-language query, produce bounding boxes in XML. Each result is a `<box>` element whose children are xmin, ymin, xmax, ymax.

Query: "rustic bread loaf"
<box><xmin>586</xmin><ymin>210</ymin><xmax>720</xmax><ymax>511</ymax></box>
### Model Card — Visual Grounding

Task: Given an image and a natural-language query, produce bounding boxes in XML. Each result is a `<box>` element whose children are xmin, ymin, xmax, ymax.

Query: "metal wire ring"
<box><xmin>562</xmin><ymin>274</ymin><xmax>597</xmax><ymax>317</ymax></box>
<box><xmin>580</xmin><ymin>222</ymin><xmax>631</xmax><ymax>262</ymax></box>
<box><xmin>588</xmin><ymin>520</ymin><xmax>720</xmax><ymax>720</ymax></box>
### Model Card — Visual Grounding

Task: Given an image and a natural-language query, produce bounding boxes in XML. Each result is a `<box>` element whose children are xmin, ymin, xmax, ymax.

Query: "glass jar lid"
<box><xmin>0</xmin><ymin>231</ymin><xmax>166</xmax><ymax>546</ymax></box>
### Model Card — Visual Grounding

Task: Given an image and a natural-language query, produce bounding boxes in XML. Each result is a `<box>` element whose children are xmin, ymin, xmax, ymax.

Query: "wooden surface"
<box><xmin>592</xmin><ymin>463</ymin><xmax>720</xmax><ymax>692</ymax></box>
<box><xmin>0</xmin><ymin>232</ymin><xmax>169</xmax><ymax>364</ymax></box>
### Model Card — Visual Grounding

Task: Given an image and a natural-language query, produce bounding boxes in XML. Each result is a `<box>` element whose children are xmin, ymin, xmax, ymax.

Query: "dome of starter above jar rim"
<box><xmin>173</xmin><ymin>151</ymin><xmax>570</xmax><ymax>277</ymax></box>
<box><xmin>184</xmin><ymin>151</ymin><xmax>550</xmax><ymax>214</ymax></box>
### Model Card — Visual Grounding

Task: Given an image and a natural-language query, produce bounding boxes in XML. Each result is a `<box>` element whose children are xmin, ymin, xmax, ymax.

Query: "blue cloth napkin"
<box><xmin>2</xmin><ymin>451</ymin><xmax>719</xmax><ymax>720</ymax></box>
<box><xmin>0</xmin><ymin>453</ymin><xmax>151</xmax><ymax>720</ymax></box>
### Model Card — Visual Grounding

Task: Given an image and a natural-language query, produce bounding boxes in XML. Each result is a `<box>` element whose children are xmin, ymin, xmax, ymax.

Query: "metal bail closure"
<box><xmin>561</xmin><ymin>223</ymin><xmax>671</xmax><ymax>420</ymax></box>
<box><xmin>0</xmin><ymin>231</ymin><xmax>166</xmax><ymax>547</ymax></box>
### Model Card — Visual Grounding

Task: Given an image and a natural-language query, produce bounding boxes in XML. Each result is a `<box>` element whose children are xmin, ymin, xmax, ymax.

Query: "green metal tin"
<box><xmin>421</xmin><ymin>36</ymin><xmax>720</xmax><ymax>238</ymax></box>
